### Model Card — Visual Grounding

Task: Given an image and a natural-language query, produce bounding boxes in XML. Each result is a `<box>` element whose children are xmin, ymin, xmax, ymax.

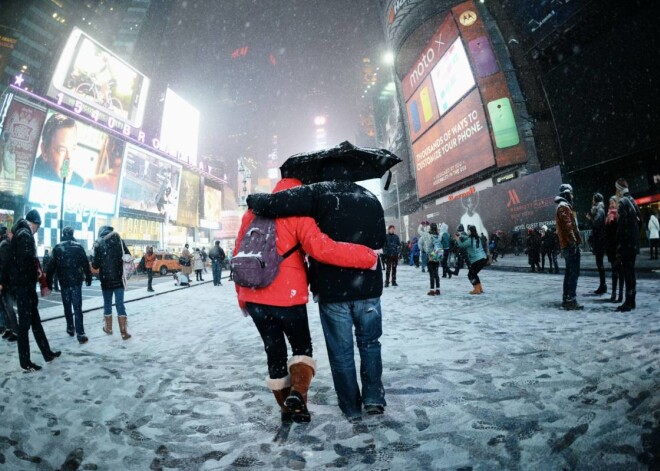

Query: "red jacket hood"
<box><xmin>273</xmin><ymin>178</ymin><xmax>303</xmax><ymax>193</ymax></box>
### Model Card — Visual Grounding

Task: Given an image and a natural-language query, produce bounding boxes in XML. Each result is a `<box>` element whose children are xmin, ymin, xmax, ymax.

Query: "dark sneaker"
<box><xmin>593</xmin><ymin>286</ymin><xmax>607</xmax><ymax>295</ymax></box>
<box><xmin>78</xmin><ymin>336</ymin><xmax>89</xmax><ymax>344</ymax></box>
<box><xmin>616</xmin><ymin>303</ymin><xmax>633</xmax><ymax>312</ymax></box>
<box><xmin>365</xmin><ymin>404</ymin><xmax>385</xmax><ymax>415</ymax></box>
<box><xmin>392</xmin><ymin>282</ymin><xmax>398</xmax><ymax>287</ymax></box>
<box><xmin>22</xmin><ymin>362</ymin><xmax>42</xmax><ymax>372</ymax></box>
<box><xmin>562</xmin><ymin>301</ymin><xmax>583</xmax><ymax>311</ymax></box>
<box><xmin>66</xmin><ymin>328</ymin><xmax>75</xmax><ymax>337</ymax></box>
<box><xmin>384</xmin><ymin>282</ymin><xmax>389</xmax><ymax>288</ymax></box>
<box><xmin>2</xmin><ymin>329</ymin><xmax>12</xmax><ymax>339</ymax></box>
<box><xmin>435</xmin><ymin>289</ymin><xmax>440</xmax><ymax>295</ymax></box>
<box><xmin>44</xmin><ymin>351</ymin><xmax>62</xmax><ymax>362</ymax></box>
<box><xmin>6</xmin><ymin>332</ymin><xmax>17</xmax><ymax>342</ymax></box>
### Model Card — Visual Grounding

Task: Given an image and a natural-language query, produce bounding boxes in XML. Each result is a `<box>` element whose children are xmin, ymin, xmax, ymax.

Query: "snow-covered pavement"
<box><xmin>0</xmin><ymin>266</ymin><xmax>658</xmax><ymax>470</ymax></box>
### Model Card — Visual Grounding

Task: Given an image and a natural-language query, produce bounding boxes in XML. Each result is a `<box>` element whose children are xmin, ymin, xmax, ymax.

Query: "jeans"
<box><xmin>561</xmin><ymin>247</ymin><xmax>581</xmax><ymax>302</ymax></box>
<box><xmin>102</xmin><ymin>287</ymin><xmax>127</xmax><ymax>317</ymax></box>
<box><xmin>14</xmin><ymin>286</ymin><xmax>53</xmax><ymax>368</ymax></box>
<box><xmin>61</xmin><ymin>285</ymin><xmax>85</xmax><ymax>340</ymax></box>
<box><xmin>212</xmin><ymin>260</ymin><xmax>223</xmax><ymax>285</ymax></box>
<box><xmin>467</xmin><ymin>258</ymin><xmax>488</xmax><ymax>285</ymax></box>
<box><xmin>428</xmin><ymin>261</ymin><xmax>440</xmax><ymax>289</ymax></box>
<box><xmin>0</xmin><ymin>290</ymin><xmax>18</xmax><ymax>332</ymax></box>
<box><xmin>421</xmin><ymin>252</ymin><xmax>428</xmax><ymax>271</ymax></box>
<box><xmin>247</xmin><ymin>303</ymin><xmax>312</xmax><ymax>379</ymax></box>
<box><xmin>594</xmin><ymin>249</ymin><xmax>606</xmax><ymax>288</ymax></box>
<box><xmin>147</xmin><ymin>268</ymin><xmax>153</xmax><ymax>290</ymax></box>
<box><xmin>385</xmin><ymin>256</ymin><xmax>398</xmax><ymax>284</ymax></box>
<box><xmin>319</xmin><ymin>297</ymin><xmax>385</xmax><ymax>419</ymax></box>
<box><xmin>621</xmin><ymin>255</ymin><xmax>637</xmax><ymax>304</ymax></box>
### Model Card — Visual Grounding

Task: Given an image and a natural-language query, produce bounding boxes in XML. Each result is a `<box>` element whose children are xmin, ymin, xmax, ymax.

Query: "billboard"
<box><xmin>118</xmin><ymin>144</ymin><xmax>182</xmax><ymax>219</ymax></box>
<box><xmin>28</xmin><ymin>111</ymin><xmax>125</xmax><ymax>214</ymax></box>
<box><xmin>177</xmin><ymin>170</ymin><xmax>199</xmax><ymax>227</ymax></box>
<box><xmin>159</xmin><ymin>88</ymin><xmax>199</xmax><ymax>166</ymax></box>
<box><xmin>0</xmin><ymin>97</ymin><xmax>46</xmax><ymax>195</ymax></box>
<box><xmin>201</xmin><ymin>185</ymin><xmax>222</xmax><ymax>229</ymax></box>
<box><xmin>48</xmin><ymin>28</ymin><xmax>150</xmax><ymax>128</ymax></box>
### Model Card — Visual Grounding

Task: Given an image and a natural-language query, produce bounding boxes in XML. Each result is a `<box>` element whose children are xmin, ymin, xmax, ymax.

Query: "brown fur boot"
<box><xmin>103</xmin><ymin>315</ymin><xmax>113</xmax><ymax>335</ymax></box>
<box><xmin>118</xmin><ymin>317</ymin><xmax>131</xmax><ymax>340</ymax></box>
<box><xmin>285</xmin><ymin>356</ymin><xmax>316</xmax><ymax>423</ymax></box>
<box><xmin>267</xmin><ymin>376</ymin><xmax>292</xmax><ymax>423</ymax></box>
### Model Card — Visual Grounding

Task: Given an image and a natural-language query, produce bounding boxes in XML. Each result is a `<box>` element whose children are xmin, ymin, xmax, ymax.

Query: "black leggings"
<box><xmin>428</xmin><ymin>261</ymin><xmax>440</xmax><ymax>289</ymax></box>
<box><xmin>247</xmin><ymin>303</ymin><xmax>313</xmax><ymax>379</ymax></box>
<box><xmin>467</xmin><ymin>258</ymin><xmax>488</xmax><ymax>286</ymax></box>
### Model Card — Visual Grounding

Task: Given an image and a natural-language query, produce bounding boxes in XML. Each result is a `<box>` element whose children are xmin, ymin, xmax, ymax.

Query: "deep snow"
<box><xmin>0</xmin><ymin>266</ymin><xmax>658</xmax><ymax>470</ymax></box>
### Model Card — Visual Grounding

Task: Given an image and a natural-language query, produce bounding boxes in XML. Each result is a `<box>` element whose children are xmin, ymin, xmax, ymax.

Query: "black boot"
<box><xmin>609</xmin><ymin>276</ymin><xmax>617</xmax><ymax>302</ymax></box>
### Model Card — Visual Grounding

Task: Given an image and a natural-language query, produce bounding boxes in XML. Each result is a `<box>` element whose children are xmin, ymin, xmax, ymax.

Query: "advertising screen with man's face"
<box><xmin>118</xmin><ymin>144</ymin><xmax>182</xmax><ymax>219</ymax></box>
<box><xmin>48</xmin><ymin>28</ymin><xmax>150</xmax><ymax>128</ymax></box>
<box><xmin>28</xmin><ymin>110</ymin><xmax>125</xmax><ymax>214</ymax></box>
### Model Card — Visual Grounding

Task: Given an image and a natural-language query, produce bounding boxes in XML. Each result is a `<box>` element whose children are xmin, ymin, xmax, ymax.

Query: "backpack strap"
<box><xmin>282</xmin><ymin>243</ymin><xmax>301</xmax><ymax>260</ymax></box>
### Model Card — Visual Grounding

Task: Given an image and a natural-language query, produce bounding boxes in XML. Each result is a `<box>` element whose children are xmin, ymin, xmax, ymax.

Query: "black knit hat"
<box><xmin>593</xmin><ymin>192</ymin><xmax>604</xmax><ymax>203</ymax></box>
<box><xmin>25</xmin><ymin>209</ymin><xmax>42</xmax><ymax>225</ymax></box>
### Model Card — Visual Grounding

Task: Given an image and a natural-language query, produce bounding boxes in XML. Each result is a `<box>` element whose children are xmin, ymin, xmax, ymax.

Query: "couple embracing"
<box><xmin>234</xmin><ymin>147</ymin><xmax>395</xmax><ymax>424</ymax></box>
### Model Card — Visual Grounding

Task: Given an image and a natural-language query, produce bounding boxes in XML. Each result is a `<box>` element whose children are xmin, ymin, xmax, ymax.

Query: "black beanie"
<box><xmin>25</xmin><ymin>209</ymin><xmax>42</xmax><ymax>225</ymax></box>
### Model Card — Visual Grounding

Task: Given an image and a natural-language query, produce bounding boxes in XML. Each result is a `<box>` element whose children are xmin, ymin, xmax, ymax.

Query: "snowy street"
<box><xmin>0</xmin><ymin>266</ymin><xmax>658</xmax><ymax>470</ymax></box>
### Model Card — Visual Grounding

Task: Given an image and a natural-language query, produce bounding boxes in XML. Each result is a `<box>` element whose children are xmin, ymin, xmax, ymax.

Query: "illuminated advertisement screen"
<box><xmin>430</xmin><ymin>38</ymin><xmax>476</xmax><ymax>117</ymax></box>
<box><xmin>177</xmin><ymin>170</ymin><xmax>199</xmax><ymax>227</ymax></box>
<box><xmin>28</xmin><ymin>110</ymin><xmax>126</xmax><ymax>214</ymax></box>
<box><xmin>160</xmin><ymin>88</ymin><xmax>199</xmax><ymax>166</ymax></box>
<box><xmin>118</xmin><ymin>144</ymin><xmax>182</xmax><ymax>218</ymax></box>
<box><xmin>202</xmin><ymin>185</ymin><xmax>222</xmax><ymax>228</ymax></box>
<box><xmin>0</xmin><ymin>97</ymin><xmax>46</xmax><ymax>195</ymax></box>
<box><xmin>48</xmin><ymin>28</ymin><xmax>150</xmax><ymax>128</ymax></box>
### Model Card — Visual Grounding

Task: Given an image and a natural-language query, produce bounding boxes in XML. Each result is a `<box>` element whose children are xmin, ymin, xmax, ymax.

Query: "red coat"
<box><xmin>234</xmin><ymin>178</ymin><xmax>378</xmax><ymax>308</ymax></box>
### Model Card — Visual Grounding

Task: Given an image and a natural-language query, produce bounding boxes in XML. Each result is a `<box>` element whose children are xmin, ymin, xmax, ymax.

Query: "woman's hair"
<box><xmin>467</xmin><ymin>225</ymin><xmax>480</xmax><ymax>247</ymax></box>
<box><xmin>429</xmin><ymin>222</ymin><xmax>438</xmax><ymax>235</ymax></box>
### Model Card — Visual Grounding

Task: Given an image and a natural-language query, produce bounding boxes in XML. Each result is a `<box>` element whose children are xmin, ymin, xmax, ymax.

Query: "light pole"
<box><xmin>389</xmin><ymin>172</ymin><xmax>403</xmax><ymax>239</ymax></box>
<box><xmin>59</xmin><ymin>158</ymin><xmax>70</xmax><ymax>238</ymax></box>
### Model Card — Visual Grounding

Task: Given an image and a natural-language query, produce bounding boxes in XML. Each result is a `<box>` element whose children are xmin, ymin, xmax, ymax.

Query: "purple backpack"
<box><xmin>231</xmin><ymin>216</ymin><xmax>299</xmax><ymax>288</ymax></box>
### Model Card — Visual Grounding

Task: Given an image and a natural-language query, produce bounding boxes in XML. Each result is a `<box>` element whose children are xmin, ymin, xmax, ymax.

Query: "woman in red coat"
<box><xmin>234</xmin><ymin>178</ymin><xmax>378</xmax><ymax>424</ymax></box>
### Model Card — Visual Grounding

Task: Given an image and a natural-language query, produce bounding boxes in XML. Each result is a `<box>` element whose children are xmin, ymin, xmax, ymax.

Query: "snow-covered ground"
<box><xmin>0</xmin><ymin>266</ymin><xmax>658</xmax><ymax>470</ymax></box>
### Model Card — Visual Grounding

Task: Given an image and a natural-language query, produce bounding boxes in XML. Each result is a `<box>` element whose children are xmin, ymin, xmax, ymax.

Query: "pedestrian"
<box><xmin>555</xmin><ymin>184</ymin><xmax>582</xmax><ymax>310</ymax></box>
<box><xmin>455</xmin><ymin>224</ymin><xmax>488</xmax><ymax>294</ymax></box>
<box><xmin>192</xmin><ymin>248</ymin><xmax>204</xmax><ymax>281</ymax></box>
<box><xmin>208</xmin><ymin>241</ymin><xmax>226</xmax><ymax>286</ymax></box>
<box><xmin>605</xmin><ymin>196</ymin><xmax>624</xmax><ymax>303</ymax></box>
<box><xmin>526</xmin><ymin>228</ymin><xmax>541</xmax><ymax>272</ymax></box>
<box><xmin>648</xmin><ymin>208</ymin><xmax>659</xmax><ymax>260</ymax></box>
<box><xmin>43</xmin><ymin>249</ymin><xmax>60</xmax><ymax>292</ymax></box>
<box><xmin>383</xmin><ymin>225</ymin><xmax>401</xmax><ymax>288</ymax></box>
<box><xmin>92</xmin><ymin>225</ymin><xmax>132</xmax><ymax>339</ymax></box>
<box><xmin>46</xmin><ymin>226</ymin><xmax>92</xmax><ymax>344</ymax></box>
<box><xmin>10</xmin><ymin>210</ymin><xmax>60</xmax><ymax>371</ymax></box>
<box><xmin>452</xmin><ymin>224</ymin><xmax>468</xmax><ymax>276</ymax></box>
<box><xmin>227</xmin><ymin>249</ymin><xmax>233</xmax><ymax>281</ymax></box>
<box><xmin>410</xmin><ymin>237</ymin><xmax>420</xmax><ymax>268</ymax></box>
<box><xmin>247</xmin><ymin>161</ymin><xmax>388</xmax><ymax>422</ymax></box>
<box><xmin>144</xmin><ymin>246</ymin><xmax>156</xmax><ymax>292</ymax></box>
<box><xmin>614</xmin><ymin>178</ymin><xmax>641</xmax><ymax>312</ymax></box>
<box><xmin>540</xmin><ymin>226</ymin><xmax>553</xmax><ymax>273</ymax></box>
<box><xmin>418</xmin><ymin>222</ymin><xmax>430</xmax><ymax>273</ymax></box>
<box><xmin>236</xmin><ymin>177</ymin><xmax>378</xmax><ymax>424</ymax></box>
<box><xmin>0</xmin><ymin>226</ymin><xmax>19</xmax><ymax>342</ymax></box>
<box><xmin>201</xmin><ymin>247</ymin><xmax>208</xmax><ymax>274</ymax></box>
<box><xmin>400</xmin><ymin>240</ymin><xmax>410</xmax><ymax>264</ymax></box>
<box><xmin>587</xmin><ymin>192</ymin><xmax>607</xmax><ymax>294</ymax></box>
<box><xmin>440</xmin><ymin>223</ymin><xmax>452</xmax><ymax>278</ymax></box>
<box><xmin>179</xmin><ymin>244</ymin><xmax>193</xmax><ymax>280</ymax></box>
<box><xmin>423</xmin><ymin>223</ymin><xmax>442</xmax><ymax>295</ymax></box>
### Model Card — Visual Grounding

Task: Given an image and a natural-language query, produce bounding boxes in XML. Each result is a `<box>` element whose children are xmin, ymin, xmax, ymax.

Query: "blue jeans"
<box><xmin>61</xmin><ymin>285</ymin><xmax>85</xmax><ymax>339</ymax></box>
<box><xmin>319</xmin><ymin>297</ymin><xmax>385</xmax><ymax>419</ymax></box>
<box><xmin>212</xmin><ymin>260</ymin><xmax>222</xmax><ymax>285</ymax></box>
<box><xmin>102</xmin><ymin>288</ymin><xmax>127</xmax><ymax>317</ymax></box>
<box><xmin>561</xmin><ymin>247</ymin><xmax>581</xmax><ymax>302</ymax></box>
<box><xmin>421</xmin><ymin>252</ymin><xmax>428</xmax><ymax>271</ymax></box>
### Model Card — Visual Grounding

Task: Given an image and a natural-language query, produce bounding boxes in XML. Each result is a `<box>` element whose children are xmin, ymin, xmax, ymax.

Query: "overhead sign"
<box><xmin>159</xmin><ymin>88</ymin><xmax>199</xmax><ymax>166</ymax></box>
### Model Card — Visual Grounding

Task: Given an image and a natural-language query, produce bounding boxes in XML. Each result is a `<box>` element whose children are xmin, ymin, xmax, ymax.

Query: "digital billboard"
<box><xmin>118</xmin><ymin>144</ymin><xmax>182</xmax><ymax>219</ymax></box>
<box><xmin>48</xmin><ymin>28</ymin><xmax>150</xmax><ymax>128</ymax></box>
<box><xmin>159</xmin><ymin>88</ymin><xmax>199</xmax><ymax>166</ymax></box>
<box><xmin>201</xmin><ymin>185</ymin><xmax>222</xmax><ymax>229</ymax></box>
<box><xmin>177</xmin><ymin>170</ymin><xmax>199</xmax><ymax>227</ymax></box>
<box><xmin>0</xmin><ymin>97</ymin><xmax>46</xmax><ymax>195</ymax></box>
<box><xmin>430</xmin><ymin>38</ymin><xmax>476</xmax><ymax>116</ymax></box>
<box><xmin>28</xmin><ymin>110</ymin><xmax>125</xmax><ymax>214</ymax></box>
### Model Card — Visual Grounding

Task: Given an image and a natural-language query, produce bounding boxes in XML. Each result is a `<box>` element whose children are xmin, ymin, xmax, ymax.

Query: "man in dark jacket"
<box><xmin>11</xmin><ymin>210</ymin><xmax>60</xmax><ymax>371</ymax></box>
<box><xmin>587</xmin><ymin>192</ymin><xmax>607</xmax><ymax>294</ymax></box>
<box><xmin>614</xmin><ymin>178</ymin><xmax>641</xmax><ymax>312</ymax></box>
<box><xmin>93</xmin><ymin>225</ymin><xmax>132</xmax><ymax>339</ymax></box>
<box><xmin>526</xmin><ymin>229</ymin><xmax>541</xmax><ymax>272</ymax></box>
<box><xmin>383</xmin><ymin>225</ymin><xmax>401</xmax><ymax>287</ymax></box>
<box><xmin>247</xmin><ymin>163</ymin><xmax>387</xmax><ymax>421</ymax></box>
<box><xmin>0</xmin><ymin>226</ymin><xmax>18</xmax><ymax>341</ymax></box>
<box><xmin>47</xmin><ymin>226</ymin><xmax>92</xmax><ymax>344</ymax></box>
<box><xmin>208</xmin><ymin>240</ymin><xmax>226</xmax><ymax>286</ymax></box>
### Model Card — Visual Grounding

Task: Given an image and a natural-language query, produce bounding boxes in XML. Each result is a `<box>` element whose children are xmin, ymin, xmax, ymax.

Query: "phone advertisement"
<box><xmin>405</xmin><ymin>76</ymin><xmax>440</xmax><ymax>142</ymax></box>
<box><xmin>430</xmin><ymin>38</ymin><xmax>476</xmax><ymax>117</ymax></box>
<box><xmin>47</xmin><ymin>28</ymin><xmax>150</xmax><ymax>128</ymax></box>
<box><xmin>28</xmin><ymin>110</ymin><xmax>126</xmax><ymax>214</ymax></box>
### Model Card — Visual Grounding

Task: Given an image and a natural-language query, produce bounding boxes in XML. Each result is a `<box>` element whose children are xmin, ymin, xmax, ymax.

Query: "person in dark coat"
<box><xmin>410</xmin><ymin>237</ymin><xmax>420</xmax><ymax>267</ymax></box>
<box><xmin>0</xmin><ymin>226</ymin><xmax>18</xmax><ymax>341</ymax></box>
<box><xmin>605</xmin><ymin>196</ymin><xmax>624</xmax><ymax>303</ymax></box>
<box><xmin>587</xmin><ymin>192</ymin><xmax>607</xmax><ymax>294</ymax></box>
<box><xmin>614</xmin><ymin>179</ymin><xmax>641</xmax><ymax>312</ymax></box>
<box><xmin>540</xmin><ymin>226</ymin><xmax>554</xmax><ymax>273</ymax></box>
<box><xmin>383</xmin><ymin>225</ymin><xmax>401</xmax><ymax>287</ymax></box>
<box><xmin>548</xmin><ymin>227</ymin><xmax>560</xmax><ymax>274</ymax></box>
<box><xmin>247</xmin><ymin>162</ymin><xmax>387</xmax><ymax>421</ymax></box>
<box><xmin>93</xmin><ymin>225</ymin><xmax>132</xmax><ymax>339</ymax></box>
<box><xmin>208</xmin><ymin>241</ymin><xmax>226</xmax><ymax>286</ymax></box>
<box><xmin>47</xmin><ymin>226</ymin><xmax>92</xmax><ymax>344</ymax></box>
<box><xmin>452</xmin><ymin>224</ymin><xmax>469</xmax><ymax>276</ymax></box>
<box><xmin>10</xmin><ymin>210</ymin><xmax>60</xmax><ymax>371</ymax></box>
<box><xmin>42</xmin><ymin>249</ymin><xmax>59</xmax><ymax>292</ymax></box>
<box><xmin>526</xmin><ymin>228</ymin><xmax>541</xmax><ymax>272</ymax></box>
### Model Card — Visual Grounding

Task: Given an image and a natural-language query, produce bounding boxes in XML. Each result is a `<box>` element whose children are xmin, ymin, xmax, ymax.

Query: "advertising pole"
<box><xmin>59</xmin><ymin>158</ymin><xmax>70</xmax><ymax>238</ymax></box>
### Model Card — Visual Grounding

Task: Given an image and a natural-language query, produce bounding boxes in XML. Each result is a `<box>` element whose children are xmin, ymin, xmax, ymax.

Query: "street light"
<box><xmin>382</xmin><ymin>51</ymin><xmax>395</xmax><ymax>66</ymax></box>
<box><xmin>59</xmin><ymin>157</ymin><xmax>70</xmax><ymax>238</ymax></box>
<box><xmin>388</xmin><ymin>172</ymin><xmax>404</xmax><ymax>240</ymax></box>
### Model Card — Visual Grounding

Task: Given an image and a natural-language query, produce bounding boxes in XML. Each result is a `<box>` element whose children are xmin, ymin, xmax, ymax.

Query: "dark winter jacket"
<box><xmin>208</xmin><ymin>245</ymin><xmax>226</xmax><ymax>262</ymax></box>
<box><xmin>92</xmin><ymin>226</ymin><xmax>130</xmax><ymax>290</ymax></box>
<box><xmin>47</xmin><ymin>233</ymin><xmax>92</xmax><ymax>289</ymax></box>
<box><xmin>9</xmin><ymin>219</ymin><xmax>39</xmax><ymax>288</ymax></box>
<box><xmin>526</xmin><ymin>231</ymin><xmax>541</xmax><ymax>255</ymax></box>
<box><xmin>0</xmin><ymin>236</ymin><xmax>11</xmax><ymax>289</ymax></box>
<box><xmin>605</xmin><ymin>210</ymin><xmax>618</xmax><ymax>264</ymax></box>
<box><xmin>383</xmin><ymin>233</ymin><xmax>401</xmax><ymax>257</ymax></box>
<box><xmin>616</xmin><ymin>191</ymin><xmax>641</xmax><ymax>258</ymax></box>
<box><xmin>247</xmin><ymin>180</ymin><xmax>386</xmax><ymax>303</ymax></box>
<box><xmin>590</xmin><ymin>202</ymin><xmax>606</xmax><ymax>253</ymax></box>
<box><xmin>541</xmin><ymin>232</ymin><xmax>553</xmax><ymax>253</ymax></box>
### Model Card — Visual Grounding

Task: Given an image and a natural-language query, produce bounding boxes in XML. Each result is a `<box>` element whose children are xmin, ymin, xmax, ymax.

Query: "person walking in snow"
<box><xmin>526</xmin><ymin>228</ymin><xmax>541</xmax><ymax>272</ymax></box>
<box><xmin>410</xmin><ymin>237</ymin><xmax>420</xmax><ymax>268</ymax></box>
<box><xmin>383</xmin><ymin>225</ymin><xmax>401</xmax><ymax>287</ymax></box>
<box><xmin>605</xmin><ymin>196</ymin><xmax>624</xmax><ymax>303</ymax></box>
<box><xmin>440</xmin><ymin>223</ymin><xmax>452</xmax><ymax>278</ymax></box>
<box><xmin>179</xmin><ymin>244</ymin><xmax>193</xmax><ymax>280</ymax></box>
<box><xmin>648</xmin><ymin>208</ymin><xmax>659</xmax><ymax>260</ymax></box>
<box><xmin>46</xmin><ymin>226</ymin><xmax>93</xmax><ymax>344</ymax></box>
<box><xmin>236</xmin><ymin>177</ymin><xmax>379</xmax><ymax>424</ymax></box>
<box><xmin>192</xmin><ymin>248</ymin><xmax>204</xmax><ymax>282</ymax></box>
<box><xmin>587</xmin><ymin>192</ymin><xmax>607</xmax><ymax>294</ymax></box>
<box><xmin>454</xmin><ymin>224</ymin><xmax>488</xmax><ymax>294</ymax></box>
<box><xmin>614</xmin><ymin>178</ymin><xmax>641</xmax><ymax>312</ymax></box>
<box><xmin>418</xmin><ymin>222</ymin><xmax>430</xmax><ymax>273</ymax></box>
<box><xmin>555</xmin><ymin>183</ymin><xmax>582</xmax><ymax>310</ymax></box>
<box><xmin>208</xmin><ymin>241</ymin><xmax>226</xmax><ymax>286</ymax></box>
<box><xmin>422</xmin><ymin>223</ymin><xmax>442</xmax><ymax>295</ymax></box>
<box><xmin>0</xmin><ymin>226</ymin><xmax>18</xmax><ymax>342</ymax></box>
<box><xmin>452</xmin><ymin>224</ymin><xmax>469</xmax><ymax>276</ymax></box>
<box><xmin>201</xmin><ymin>247</ymin><xmax>208</xmax><ymax>274</ymax></box>
<box><xmin>144</xmin><ymin>246</ymin><xmax>156</xmax><ymax>292</ymax></box>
